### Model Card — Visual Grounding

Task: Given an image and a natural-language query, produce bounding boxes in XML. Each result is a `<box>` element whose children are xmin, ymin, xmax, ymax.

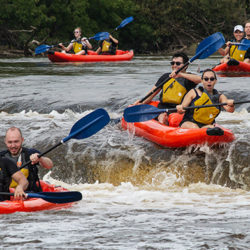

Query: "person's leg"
<box><xmin>220</xmin><ymin>56</ymin><xmax>229</xmax><ymax>64</ymax></box>
<box><xmin>244</xmin><ymin>58</ymin><xmax>250</xmax><ymax>63</ymax></box>
<box><xmin>180</xmin><ymin>121</ymin><xmax>199</xmax><ymax>129</ymax></box>
<box><xmin>76</xmin><ymin>50</ymin><xmax>86</xmax><ymax>55</ymax></box>
<box><xmin>158</xmin><ymin>113</ymin><xmax>168</xmax><ymax>125</ymax></box>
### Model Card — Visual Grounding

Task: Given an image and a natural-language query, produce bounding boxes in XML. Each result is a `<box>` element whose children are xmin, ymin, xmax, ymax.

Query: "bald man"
<box><xmin>0</xmin><ymin>127</ymin><xmax>53</xmax><ymax>192</ymax></box>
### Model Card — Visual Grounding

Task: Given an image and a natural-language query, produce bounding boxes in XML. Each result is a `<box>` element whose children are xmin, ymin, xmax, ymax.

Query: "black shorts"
<box><xmin>179</xmin><ymin>117</ymin><xmax>214</xmax><ymax>128</ymax></box>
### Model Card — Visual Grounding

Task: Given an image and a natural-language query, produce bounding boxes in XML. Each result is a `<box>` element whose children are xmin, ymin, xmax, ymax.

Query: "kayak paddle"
<box><xmin>35</xmin><ymin>42</ymin><xmax>74</xmax><ymax>55</ymax></box>
<box><xmin>89</xmin><ymin>32</ymin><xmax>110</xmax><ymax>41</ymax></box>
<box><xmin>231</xmin><ymin>40</ymin><xmax>250</xmax><ymax>50</ymax></box>
<box><xmin>35</xmin><ymin>31</ymin><xmax>110</xmax><ymax>55</ymax></box>
<box><xmin>35</xmin><ymin>44</ymin><xmax>58</xmax><ymax>55</ymax></box>
<box><xmin>124</xmin><ymin>100</ymin><xmax>250</xmax><ymax>123</ymax></box>
<box><xmin>115</xmin><ymin>16</ymin><xmax>134</xmax><ymax>30</ymax></box>
<box><xmin>20</xmin><ymin>108</ymin><xmax>110</xmax><ymax>170</ymax></box>
<box><xmin>138</xmin><ymin>32</ymin><xmax>225</xmax><ymax>104</ymax></box>
<box><xmin>93</xmin><ymin>16</ymin><xmax>134</xmax><ymax>41</ymax></box>
<box><xmin>0</xmin><ymin>191</ymin><xmax>82</xmax><ymax>204</ymax></box>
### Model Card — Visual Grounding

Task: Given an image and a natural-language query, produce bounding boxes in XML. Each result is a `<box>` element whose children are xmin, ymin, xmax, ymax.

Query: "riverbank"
<box><xmin>0</xmin><ymin>46</ymin><xmax>27</xmax><ymax>58</ymax></box>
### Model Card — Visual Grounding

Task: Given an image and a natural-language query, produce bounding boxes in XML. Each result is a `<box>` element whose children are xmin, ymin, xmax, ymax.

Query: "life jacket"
<box><xmin>161</xmin><ymin>78</ymin><xmax>188</xmax><ymax>104</ymax></box>
<box><xmin>0</xmin><ymin>148</ymin><xmax>41</xmax><ymax>192</ymax></box>
<box><xmin>229</xmin><ymin>39</ymin><xmax>247</xmax><ymax>61</ymax></box>
<box><xmin>101</xmin><ymin>39</ymin><xmax>117</xmax><ymax>54</ymax></box>
<box><xmin>72</xmin><ymin>39</ymin><xmax>86</xmax><ymax>54</ymax></box>
<box><xmin>192</xmin><ymin>87</ymin><xmax>221</xmax><ymax>125</ymax></box>
<box><xmin>102</xmin><ymin>40</ymin><xmax>112</xmax><ymax>52</ymax></box>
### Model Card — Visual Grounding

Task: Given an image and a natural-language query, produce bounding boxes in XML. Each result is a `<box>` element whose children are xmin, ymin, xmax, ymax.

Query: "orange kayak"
<box><xmin>213</xmin><ymin>59</ymin><xmax>250</xmax><ymax>75</ymax></box>
<box><xmin>0</xmin><ymin>181</ymin><xmax>75</xmax><ymax>214</ymax></box>
<box><xmin>48</xmin><ymin>49</ymin><xmax>134</xmax><ymax>62</ymax></box>
<box><xmin>121</xmin><ymin>101</ymin><xmax>235</xmax><ymax>148</ymax></box>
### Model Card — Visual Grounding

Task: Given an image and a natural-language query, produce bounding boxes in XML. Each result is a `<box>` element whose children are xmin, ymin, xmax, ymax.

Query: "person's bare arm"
<box><xmin>176</xmin><ymin>89</ymin><xmax>196</xmax><ymax>113</ymax></box>
<box><xmin>30</xmin><ymin>153</ymin><xmax>53</xmax><ymax>169</ymax></box>
<box><xmin>220</xmin><ymin>94</ymin><xmax>235</xmax><ymax>113</ymax></box>
<box><xmin>12</xmin><ymin>171</ymin><xmax>28</xmax><ymax>199</ymax></box>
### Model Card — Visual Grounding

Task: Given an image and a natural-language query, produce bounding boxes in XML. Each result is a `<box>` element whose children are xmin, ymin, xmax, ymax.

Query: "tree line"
<box><xmin>0</xmin><ymin>0</ymin><xmax>249</xmax><ymax>56</ymax></box>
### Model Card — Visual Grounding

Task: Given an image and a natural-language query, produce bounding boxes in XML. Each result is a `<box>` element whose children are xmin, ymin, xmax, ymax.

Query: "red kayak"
<box><xmin>213</xmin><ymin>59</ymin><xmax>250</xmax><ymax>76</ymax></box>
<box><xmin>0</xmin><ymin>181</ymin><xmax>76</xmax><ymax>214</ymax></box>
<box><xmin>48</xmin><ymin>49</ymin><xmax>134</xmax><ymax>62</ymax></box>
<box><xmin>121</xmin><ymin>101</ymin><xmax>235</xmax><ymax>148</ymax></box>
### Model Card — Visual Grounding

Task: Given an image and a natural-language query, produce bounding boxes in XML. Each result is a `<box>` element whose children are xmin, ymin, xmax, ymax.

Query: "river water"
<box><xmin>0</xmin><ymin>55</ymin><xmax>249</xmax><ymax>249</ymax></box>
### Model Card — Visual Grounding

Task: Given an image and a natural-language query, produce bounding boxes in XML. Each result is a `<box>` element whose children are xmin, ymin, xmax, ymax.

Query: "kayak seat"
<box><xmin>206</xmin><ymin>127</ymin><xmax>224</xmax><ymax>136</ymax></box>
<box><xmin>116</xmin><ymin>50</ymin><xmax>128</xmax><ymax>55</ymax></box>
<box><xmin>48</xmin><ymin>50</ymin><xmax>55</xmax><ymax>55</ymax></box>
<box><xmin>87</xmin><ymin>50</ymin><xmax>98</xmax><ymax>55</ymax></box>
<box><xmin>168</xmin><ymin>113</ymin><xmax>184</xmax><ymax>127</ymax></box>
<box><xmin>227</xmin><ymin>59</ymin><xmax>240</xmax><ymax>66</ymax></box>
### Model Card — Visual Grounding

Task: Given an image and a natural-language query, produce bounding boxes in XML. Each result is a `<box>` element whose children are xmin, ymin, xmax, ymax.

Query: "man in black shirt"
<box><xmin>133</xmin><ymin>52</ymin><xmax>201</xmax><ymax>124</ymax></box>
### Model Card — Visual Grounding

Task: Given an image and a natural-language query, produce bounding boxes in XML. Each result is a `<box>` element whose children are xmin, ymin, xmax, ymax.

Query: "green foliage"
<box><xmin>0</xmin><ymin>0</ymin><xmax>249</xmax><ymax>53</ymax></box>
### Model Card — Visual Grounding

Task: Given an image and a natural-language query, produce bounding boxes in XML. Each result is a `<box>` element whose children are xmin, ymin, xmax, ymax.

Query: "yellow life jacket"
<box><xmin>102</xmin><ymin>40</ymin><xmax>112</xmax><ymax>52</ymax></box>
<box><xmin>73</xmin><ymin>40</ymin><xmax>83</xmax><ymax>53</ymax></box>
<box><xmin>229</xmin><ymin>45</ymin><xmax>246</xmax><ymax>61</ymax></box>
<box><xmin>161</xmin><ymin>78</ymin><xmax>187</xmax><ymax>104</ymax></box>
<box><xmin>193</xmin><ymin>89</ymin><xmax>220</xmax><ymax>125</ymax></box>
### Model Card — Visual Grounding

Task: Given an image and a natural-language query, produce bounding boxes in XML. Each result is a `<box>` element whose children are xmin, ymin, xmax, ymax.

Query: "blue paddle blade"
<box><xmin>115</xmin><ymin>16</ymin><xmax>134</xmax><ymax>30</ymax></box>
<box><xmin>238</xmin><ymin>39</ymin><xmax>250</xmax><ymax>50</ymax></box>
<box><xmin>190</xmin><ymin>32</ymin><xmax>225</xmax><ymax>62</ymax></box>
<box><xmin>89</xmin><ymin>32</ymin><xmax>109</xmax><ymax>41</ymax></box>
<box><xmin>35</xmin><ymin>44</ymin><xmax>53</xmax><ymax>55</ymax></box>
<box><xmin>124</xmin><ymin>104</ymin><xmax>167</xmax><ymax>123</ymax></box>
<box><xmin>63</xmin><ymin>108</ymin><xmax>110</xmax><ymax>143</ymax></box>
<box><xmin>27</xmin><ymin>191</ymin><xmax>82</xmax><ymax>204</ymax></box>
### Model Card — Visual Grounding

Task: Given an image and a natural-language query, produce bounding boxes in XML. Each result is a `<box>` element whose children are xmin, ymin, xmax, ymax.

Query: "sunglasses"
<box><xmin>170</xmin><ymin>61</ymin><xmax>182</xmax><ymax>66</ymax></box>
<box><xmin>74</xmin><ymin>31</ymin><xmax>79</xmax><ymax>33</ymax></box>
<box><xmin>203</xmin><ymin>77</ymin><xmax>216</xmax><ymax>81</ymax></box>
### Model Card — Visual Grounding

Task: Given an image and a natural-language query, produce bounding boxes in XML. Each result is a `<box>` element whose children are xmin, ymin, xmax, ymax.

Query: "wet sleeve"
<box><xmin>1</xmin><ymin>158</ymin><xmax>19</xmax><ymax>177</ymax></box>
<box><xmin>27</xmin><ymin>148</ymin><xmax>41</xmax><ymax>156</ymax></box>
<box><xmin>245</xmin><ymin>48</ymin><xmax>250</xmax><ymax>59</ymax></box>
<box><xmin>184</xmin><ymin>74</ymin><xmax>197</xmax><ymax>91</ymax></box>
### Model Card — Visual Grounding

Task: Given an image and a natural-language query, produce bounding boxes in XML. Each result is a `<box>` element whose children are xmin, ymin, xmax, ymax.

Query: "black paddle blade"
<box><xmin>27</xmin><ymin>191</ymin><xmax>82</xmax><ymax>204</ymax></box>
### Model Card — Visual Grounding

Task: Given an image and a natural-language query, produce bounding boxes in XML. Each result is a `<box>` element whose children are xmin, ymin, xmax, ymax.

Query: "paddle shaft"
<box><xmin>17</xmin><ymin>108</ymin><xmax>110</xmax><ymax>171</ymax></box>
<box><xmin>19</xmin><ymin>114</ymin><xmax>105</xmax><ymax>170</ymax></box>
<box><xmin>18</xmin><ymin>141</ymin><xmax>62</xmax><ymax>171</ymax></box>
<box><xmin>165</xmin><ymin>100</ymin><xmax>250</xmax><ymax>113</ymax></box>
<box><xmin>123</xmin><ymin>100</ymin><xmax>250</xmax><ymax>123</ymax></box>
<box><xmin>139</xmin><ymin>61</ymin><xmax>189</xmax><ymax>103</ymax></box>
<box><xmin>0</xmin><ymin>191</ymin><xmax>82</xmax><ymax>203</ymax></box>
<box><xmin>231</xmin><ymin>42</ymin><xmax>250</xmax><ymax>46</ymax></box>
